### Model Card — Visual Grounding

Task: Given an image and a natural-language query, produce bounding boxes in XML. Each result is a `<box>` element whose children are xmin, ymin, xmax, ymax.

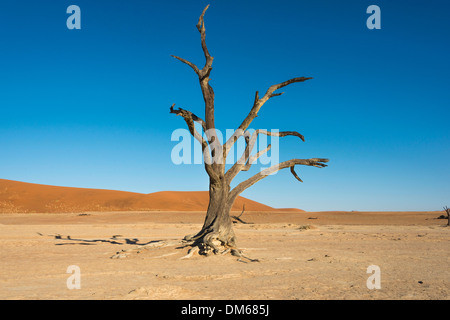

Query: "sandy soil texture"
<box><xmin>0</xmin><ymin>210</ymin><xmax>448</xmax><ymax>300</ymax></box>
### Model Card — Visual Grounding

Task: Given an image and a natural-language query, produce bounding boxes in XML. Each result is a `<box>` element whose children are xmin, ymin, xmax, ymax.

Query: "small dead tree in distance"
<box><xmin>169</xmin><ymin>5</ymin><xmax>329</xmax><ymax>260</ymax></box>
<box><xmin>443</xmin><ymin>206</ymin><xmax>450</xmax><ymax>226</ymax></box>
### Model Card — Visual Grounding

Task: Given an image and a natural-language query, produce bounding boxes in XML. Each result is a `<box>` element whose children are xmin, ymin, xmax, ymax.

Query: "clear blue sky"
<box><xmin>0</xmin><ymin>0</ymin><xmax>449</xmax><ymax>211</ymax></box>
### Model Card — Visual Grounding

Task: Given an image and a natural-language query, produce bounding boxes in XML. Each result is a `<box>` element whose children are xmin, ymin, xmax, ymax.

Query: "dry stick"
<box><xmin>231</xmin><ymin>204</ymin><xmax>253</xmax><ymax>224</ymax></box>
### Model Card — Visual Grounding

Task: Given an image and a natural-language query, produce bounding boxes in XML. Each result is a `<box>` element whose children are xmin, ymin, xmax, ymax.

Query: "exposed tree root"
<box><xmin>179</xmin><ymin>246</ymin><xmax>199</xmax><ymax>260</ymax></box>
<box><xmin>110</xmin><ymin>232</ymin><xmax>259</xmax><ymax>262</ymax></box>
<box><xmin>181</xmin><ymin>228</ymin><xmax>259</xmax><ymax>262</ymax></box>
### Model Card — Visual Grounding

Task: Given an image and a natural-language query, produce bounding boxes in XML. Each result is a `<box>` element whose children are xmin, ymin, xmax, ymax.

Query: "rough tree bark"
<box><xmin>168</xmin><ymin>5</ymin><xmax>329</xmax><ymax>260</ymax></box>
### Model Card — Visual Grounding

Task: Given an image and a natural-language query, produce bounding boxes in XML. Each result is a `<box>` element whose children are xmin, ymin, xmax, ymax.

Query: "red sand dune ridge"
<box><xmin>0</xmin><ymin>179</ymin><xmax>304</xmax><ymax>213</ymax></box>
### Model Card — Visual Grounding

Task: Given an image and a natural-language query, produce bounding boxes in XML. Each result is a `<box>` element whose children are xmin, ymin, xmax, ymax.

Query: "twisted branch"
<box><xmin>225</xmin><ymin>129</ymin><xmax>305</xmax><ymax>181</ymax></box>
<box><xmin>223</xmin><ymin>77</ymin><xmax>312</xmax><ymax>158</ymax></box>
<box><xmin>229</xmin><ymin>158</ymin><xmax>329</xmax><ymax>200</ymax></box>
<box><xmin>170</xmin><ymin>103</ymin><xmax>217</xmax><ymax>180</ymax></box>
<box><xmin>171</xmin><ymin>5</ymin><xmax>222</xmax><ymax>179</ymax></box>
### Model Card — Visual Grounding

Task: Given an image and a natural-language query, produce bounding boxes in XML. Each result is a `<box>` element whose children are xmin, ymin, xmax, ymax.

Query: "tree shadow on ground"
<box><xmin>37</xmin><ymin>232</ymin><xmax>162</xmax><ymax>246</ymax></box>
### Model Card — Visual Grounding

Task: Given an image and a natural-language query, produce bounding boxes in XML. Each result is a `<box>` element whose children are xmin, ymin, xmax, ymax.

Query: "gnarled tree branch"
<box><xmin>170</xmin><ymin>103</ymin><xmax>218</xmax><ymax>180</ymax></box>
<box><xmin>170</xmin><ymin>55</ymin><xmax>200</xmax><ymax>75</ymax></box>
<box><xmin>170</xmin><ymin>104</ymin><xmax>206</xmax><ymax>132</ymax></box>
<box><xmin>170</xmin><ymin>5</ymin><xmax>213</xmax><ymax>79</ymax></box>
<box><xmin>290</xmin><ymin>166</ymin><xmax>303</xmax><ymax>182</ymax></box>
<box><xmin>241</xmin><ymin>144</ymin><xmax>272</xmax><ymax>172</ymax></box>
<box><xmin>171</xmin><ymin>5</ymin><xmax>222</xmax><ymax>179</ymax></box>
<box><xmin>241</xmin><ymin>77</ymin><xmax>313</xmax><ymax>131</ymax></box>
<box><xmin>223</xmin><ymin>77</ymin><xmax>312</xmax><ymax>158</ymax></box>
<box><xmin>225</xmin><ymin>129</ymin><xmax>306</xmax><ymax>182</ymax></box>
<box><xmin>229</xmin><ymin>158</ymin><xmax>329</xmax><ymax>201</ymax></box>
<box><xmin>196</xmin><ymin>4</ymin><xmax>214</xmax><ymax>76</ymax></box>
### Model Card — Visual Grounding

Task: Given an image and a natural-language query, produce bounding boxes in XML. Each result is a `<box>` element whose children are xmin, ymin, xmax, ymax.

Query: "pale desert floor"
<box><xmin>0</xmin><ymin>211</ymin><xmax>448</xmax><ymax>300</ymax></box>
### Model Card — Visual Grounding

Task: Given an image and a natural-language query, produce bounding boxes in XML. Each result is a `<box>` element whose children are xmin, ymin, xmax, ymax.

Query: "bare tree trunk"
<box><xmin>185</xmin><ymin>179</ymin><xmax>237</xmax><ymax>254</ymax></box>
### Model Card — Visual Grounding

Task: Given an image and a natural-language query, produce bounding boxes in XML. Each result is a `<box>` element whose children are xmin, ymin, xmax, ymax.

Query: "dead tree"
<box><xmin>444</xmin><ymin>206</ymin><xmax>450</xmax><ymax>226</ymax></box>
<box><xmin>169</xmin><ymin>5</ymin><xmax>328</xmax><ymax>259</ymax></box>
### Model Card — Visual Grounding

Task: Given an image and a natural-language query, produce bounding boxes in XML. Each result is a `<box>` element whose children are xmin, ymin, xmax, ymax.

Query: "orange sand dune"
<box><xmin>0</xmin><ymin>179</ymin><xmax>304</xmax><ymax>213</ymax></box>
